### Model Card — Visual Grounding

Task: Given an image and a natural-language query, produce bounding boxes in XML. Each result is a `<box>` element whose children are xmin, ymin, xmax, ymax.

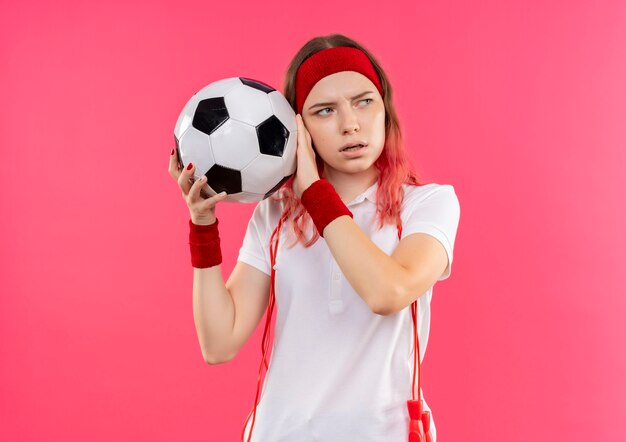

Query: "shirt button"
<box><xmin>333</xmin><ymin>273</ymin><xmax>340</xmax><ymax>281</ymax></box>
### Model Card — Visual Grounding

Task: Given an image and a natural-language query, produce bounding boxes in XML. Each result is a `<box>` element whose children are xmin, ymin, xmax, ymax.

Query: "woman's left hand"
<box><xmin>293</xmin><ymin>114</ymin><xmax>321</xmax><ymax>199</ymax></box>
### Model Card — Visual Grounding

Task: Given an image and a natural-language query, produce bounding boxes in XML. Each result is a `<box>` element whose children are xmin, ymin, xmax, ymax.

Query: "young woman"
<box><xmin>168</xmin><ymin>33</ymin><xmax>460</xmax><ymax>442</ymax></box>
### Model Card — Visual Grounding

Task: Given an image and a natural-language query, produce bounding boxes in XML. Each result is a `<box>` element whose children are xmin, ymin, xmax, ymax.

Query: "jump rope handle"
<box><xmin>407</xmin><ymin>398</ymin><xmax>433</xmax><ymax>442</ymax></box>
<box><xmin>406</xmin><ymin>302</ymin><xmax>433</xmax><ymax>442</ymax></box>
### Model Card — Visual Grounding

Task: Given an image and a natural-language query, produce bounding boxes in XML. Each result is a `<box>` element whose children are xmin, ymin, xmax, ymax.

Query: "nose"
<box><xmin>340</xmin><ymin>106</ymin><xmax>360</xmax><ymax>134</ymax></box>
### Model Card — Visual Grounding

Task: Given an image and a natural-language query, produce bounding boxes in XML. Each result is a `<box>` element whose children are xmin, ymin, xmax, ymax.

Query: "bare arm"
<box><xmin>194</xmin><ymin>260</ymin><xmax>271</xmax><ymax>364</ymax></box>
<box><xmin>192</xmin><ymin>265</ymin><xmax>236</xmax><ymax>364</ymax></box>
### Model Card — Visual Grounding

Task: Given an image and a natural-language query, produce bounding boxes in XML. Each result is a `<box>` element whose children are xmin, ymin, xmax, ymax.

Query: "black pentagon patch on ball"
<box><xmin>193</xmin><ymin>97</ymin><xmax>229</xmax><ymax>135</ymax></box>
<box><xmin>257</xmin><ymin>115</ymin><xmax>290</xmax><ymax>156</ymax></box>
<box><xmin>264</xmin><ymin>176</ymin><xmax>291</xmax><ymax>199</ymax></box>
<box><xmin>205</xmin><ymin>165</ymin><xmax>242</xmax><ymax>194</ymax></box>
<box><xmin>240</xmin><ymin>77</ymin><xmax>275</xmax><ymax>94</ymax></box>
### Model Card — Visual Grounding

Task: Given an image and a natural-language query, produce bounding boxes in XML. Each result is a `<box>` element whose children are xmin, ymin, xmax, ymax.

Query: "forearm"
<box><xmin>322</xmin><ymin>215</ymin><xmax>406</xmax><ymax>315</ymax></box>
<box><xmin>192</xmin><ymin>265</ymin><xmax>236</xmax><ymax>363</ymax></box>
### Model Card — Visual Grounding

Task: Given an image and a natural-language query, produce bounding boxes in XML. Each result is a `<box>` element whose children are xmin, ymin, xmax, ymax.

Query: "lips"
<box><xmin>340</xmin><ymin>141</ymin><xmax>368</xmax><ymax>151</ymax></box>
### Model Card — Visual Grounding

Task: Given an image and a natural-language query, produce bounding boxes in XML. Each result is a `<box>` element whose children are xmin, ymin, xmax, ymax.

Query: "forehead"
<box><xmin>305</xmin><ymin>71</ymin><xmax>378</xmax><ymax>100</ymax></box>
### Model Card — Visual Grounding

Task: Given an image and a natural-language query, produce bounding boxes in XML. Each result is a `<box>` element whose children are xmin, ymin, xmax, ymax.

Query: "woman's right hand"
<box><xmin>168</xmin><ymin>148</ymin><xmax>228</xmax><ymax>226</ymax></box>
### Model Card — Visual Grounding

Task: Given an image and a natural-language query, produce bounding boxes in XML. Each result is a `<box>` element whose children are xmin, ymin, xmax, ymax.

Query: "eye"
<box><xmin>316</xmin><ymin>107</ymin><xmax>332</xmax><ymax>116</ymax></box>
<box><xmin>315</xmin><ymin>99</ymin><xmax>372</xmax><ymax>116</ymax></box>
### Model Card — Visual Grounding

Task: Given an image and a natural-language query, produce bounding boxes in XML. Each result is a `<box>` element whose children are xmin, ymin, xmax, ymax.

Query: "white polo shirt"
<box><xmin>237</xmin><ymin>181</ymin><xmax>460</xmax><ymax>442</ymax></box>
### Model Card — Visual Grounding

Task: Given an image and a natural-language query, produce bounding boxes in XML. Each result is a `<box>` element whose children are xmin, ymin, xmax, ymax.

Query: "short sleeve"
<box><xmin>401</xmin><ymin>184</ymin><xmax>461</xmax><ymax>281</ymax></box>
<box><xmin>237</xmin><ymin>200</ymin><xmax>272</xmax><ymax>276</ymax></box>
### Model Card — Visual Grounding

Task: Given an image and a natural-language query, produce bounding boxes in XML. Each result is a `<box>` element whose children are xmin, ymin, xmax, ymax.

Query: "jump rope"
<box><xmin>240</xmin><ymin>211</ymin><xmax>433</xmax><ymax>442</ymax></box>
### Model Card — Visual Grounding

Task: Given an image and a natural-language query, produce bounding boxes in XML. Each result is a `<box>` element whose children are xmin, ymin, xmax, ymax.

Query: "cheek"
<box><xmin>374</xmin><ymin>109</ymin><xmax>385</xmax><ymax>125</ymax></box>
<box><xmin>306</xmin><ymin>126</ymin><xmax>331</xmax><ymax>149</ymax></box>
<box><xmin>371</xmin><ymin>110</ymin><xmax>386</xmax><ymax>139</ymax></box>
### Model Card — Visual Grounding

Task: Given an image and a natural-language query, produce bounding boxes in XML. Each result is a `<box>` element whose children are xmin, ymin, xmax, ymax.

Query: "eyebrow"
<box><xmin>308</xmin><ymin>91</ymin><xmax>375</xmax><ymax>111</ymax></box>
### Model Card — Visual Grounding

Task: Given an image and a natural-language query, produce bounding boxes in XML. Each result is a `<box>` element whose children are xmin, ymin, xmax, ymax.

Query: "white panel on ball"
<box><xmin>240</xmin><ymin>154</ymin><xmax>285</xmax><ymax>194</ymax></box>
<box><xmin>209</xmin><ymin>119</ymin><xmax>260</xmax><ymax>170</ymax></box>
<box><xmin>174</xmin><ymin>94</ymin><xmax>202</xmax><ymax>140</ymax></box>
<box><xmin>196</xmin><ymin>77</ymin><xmax>242</xmax><ymax>99</ymax></box>
<box><xmin>178</xmin><ymin>127</ymin><xmax>215</xmax><ymax>177</ymax></box>
<box><xmin>268</xmin><ymin>91</ymin><xmax>298</xmax><ymax>132</ymax></box>
<box><xmin>224</xmin><ymin>84</ymin><xmax>274</xmax><ymax>126</ymax></box>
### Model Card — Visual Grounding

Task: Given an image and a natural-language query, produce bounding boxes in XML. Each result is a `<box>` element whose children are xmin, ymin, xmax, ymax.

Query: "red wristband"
<box><xmin>300</xmin><ymin>179</ymin><xmax>353</xmax><ymax>237</ymax></box>
<box><xmin>189</xmin><ymin>218</ymin><xmax>223</xmax><ymax>268</ymax></box>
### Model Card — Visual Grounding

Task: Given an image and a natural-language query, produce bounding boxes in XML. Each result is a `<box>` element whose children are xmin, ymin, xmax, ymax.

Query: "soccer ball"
<box><xmin>174</xmin><ymin>77</ymin><xmax>298</xmax><ymax>204</ymax></box>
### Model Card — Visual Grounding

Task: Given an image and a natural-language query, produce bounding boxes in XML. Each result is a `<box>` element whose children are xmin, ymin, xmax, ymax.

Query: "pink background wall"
<box><xmin>2</xmin><ymin>0</ymin><xmax>625</xmax><ymax>440</ymax></box>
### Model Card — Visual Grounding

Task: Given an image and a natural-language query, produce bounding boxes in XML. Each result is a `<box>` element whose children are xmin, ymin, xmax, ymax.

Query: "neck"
<box><xmin>322</xmin><ymin>168</ymin><xmax>379</xmax><ymax>204</ymax></box>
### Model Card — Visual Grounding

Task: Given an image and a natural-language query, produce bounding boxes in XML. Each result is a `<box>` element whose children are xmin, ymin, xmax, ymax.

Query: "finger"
<box><xmin>299</xmin><ymin>116</ymin><xmax>312</xmax><ymax>147</ymax></box>
<box><xmin>188</xmin><ymin>174</ymin><xmax>207</xmax><ymax>204</ymax></box>
<box><xmin>296</xmin><ymin>115</ymin><xmax>307</xmax><ymax>149</ymax></box>
<box><xmin>168</xmin><ymin>147</ymin><xmax>181</xmax><ymax>180</ymax></box>
<box><xmin>178</xmin><ymin>162</ymin><xmax>196</xmax><ymax>196</ymax></box>
<box><xmin>200</xmin><ymin>190</ymin><xmax>228</xmax><ymax>208</ymax></box>
<box><xmin>298</xmin><ymin>116</ymin><xmax>312</xmax><ymax>144</ymax></box>
<box><xmin>301</xmin><ymin>121</ymin><xmax>316</xmax><ymax>155</ymax></box>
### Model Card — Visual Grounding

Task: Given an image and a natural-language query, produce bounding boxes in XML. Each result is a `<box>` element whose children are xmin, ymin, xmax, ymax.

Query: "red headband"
<box><xmin>295</xmin><ymin>46</ymin><xmax>384</xmax><ymax>115</ymax></box>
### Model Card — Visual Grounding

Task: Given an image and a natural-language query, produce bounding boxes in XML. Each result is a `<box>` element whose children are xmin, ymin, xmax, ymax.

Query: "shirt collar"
<box><xmin>345</xmin><ymin>180</ymin><xmax>379</xmax><ymax>206</ymax></box>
